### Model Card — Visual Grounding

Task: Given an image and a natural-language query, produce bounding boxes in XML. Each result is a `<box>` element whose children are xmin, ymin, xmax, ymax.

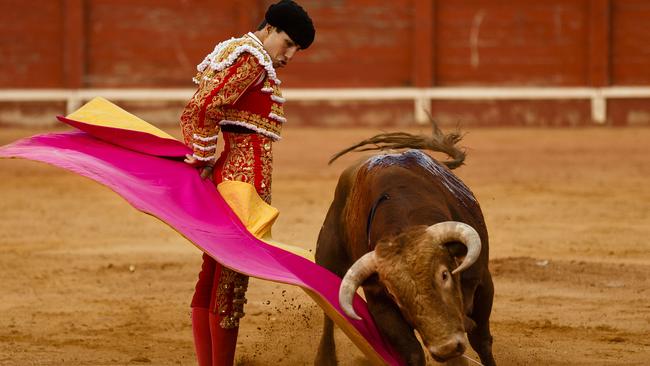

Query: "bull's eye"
<box><xmin>442</xmin><ymin>270</ymin><xmax>449</xmax><ymax>281</ymax></box>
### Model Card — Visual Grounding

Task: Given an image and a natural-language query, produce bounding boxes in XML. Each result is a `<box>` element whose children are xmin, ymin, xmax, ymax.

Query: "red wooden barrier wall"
<box><xmin>1</xmin><ymin>0</ymin><xmax>649</xmax><ymax>126</ymax></box>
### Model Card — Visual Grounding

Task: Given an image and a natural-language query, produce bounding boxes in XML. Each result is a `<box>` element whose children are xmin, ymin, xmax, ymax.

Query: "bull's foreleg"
<box><xmin>314</xmin><ymin>216</ymin><xmax>349</xmax><ymax>365</ymax></box>
<box><xmin>364</xmin><ymin>283</ymin><xmax>426</xmax><ymax>366</ymax></box>
<box><xmin>315</xmin><ymin>313</ymin><xmax>337</xmax><ymax>366</ymax></box>
<box><xmin>467</xmin><ymin>273</ymin><xmax>496</xmax><ymax>366</ymax></box>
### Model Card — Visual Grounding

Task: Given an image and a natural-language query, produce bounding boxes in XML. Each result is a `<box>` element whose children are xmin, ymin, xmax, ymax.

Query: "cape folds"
<box><xmin>0</xmin><ymin>98</ymin><xmax>403</xmax><ymax>366</ymax></box>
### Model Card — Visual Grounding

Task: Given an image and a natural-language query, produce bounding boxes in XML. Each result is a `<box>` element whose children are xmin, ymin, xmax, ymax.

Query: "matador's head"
<box><xmin>255</xmin><ymin>0</ymin><xmax>315</xmax><ymax>69</ymax></box>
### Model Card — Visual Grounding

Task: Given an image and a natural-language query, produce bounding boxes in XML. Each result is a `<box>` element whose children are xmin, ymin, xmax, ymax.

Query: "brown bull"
<box><xmin>314</xmin><ymin>129</ymin><xmax>496</xmax><ymax>366</ymax></box>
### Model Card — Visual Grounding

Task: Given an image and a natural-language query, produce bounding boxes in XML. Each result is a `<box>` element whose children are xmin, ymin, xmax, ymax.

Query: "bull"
<box><xmin>314</xmin><ymin>128</ymin><xmax>496</xmax><ymax>366</ymax></box>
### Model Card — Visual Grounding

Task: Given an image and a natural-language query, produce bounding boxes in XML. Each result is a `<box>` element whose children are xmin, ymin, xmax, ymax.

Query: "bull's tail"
<box><xmin>329</xmin><ymin>122</ymin><xmax>466</xmax><ymax>169</ymax></box>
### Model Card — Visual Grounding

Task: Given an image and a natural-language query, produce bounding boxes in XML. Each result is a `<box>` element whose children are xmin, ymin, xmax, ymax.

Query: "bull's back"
<box><xmin>316</xmin><ymin>150</ymin><xmax>489</xmax><ymax>274</ymax></box>
<box><xmin>361</xmin><ymin>150</ymin><xmax>489</xmax><ymax>259</ymax></box>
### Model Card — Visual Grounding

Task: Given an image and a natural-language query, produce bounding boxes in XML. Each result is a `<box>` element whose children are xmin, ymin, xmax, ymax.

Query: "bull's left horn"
<box><xmin>426</xmin><ymin>221</ymin><xmax>481</xmax><ymax>274</ymax></box>
<box><xmin>339</xmin><ymin>251</ymin><xmax>378</xmax><ymax>320</ymax></box>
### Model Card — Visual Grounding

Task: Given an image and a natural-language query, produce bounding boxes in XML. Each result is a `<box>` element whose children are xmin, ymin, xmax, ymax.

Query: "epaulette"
<box><xmin>193</xmin><ymin>36</ymin><xmax>280</xmax><ymax>85</ymax></box>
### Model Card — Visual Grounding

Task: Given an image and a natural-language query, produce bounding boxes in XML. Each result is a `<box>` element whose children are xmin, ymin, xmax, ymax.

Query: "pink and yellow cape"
<box><xmin>0</xmin><ymin>98</ymin><xmax>402</xmax><ymax>365</ymax></box>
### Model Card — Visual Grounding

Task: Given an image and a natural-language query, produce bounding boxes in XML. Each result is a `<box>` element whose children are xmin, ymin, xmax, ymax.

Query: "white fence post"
<box><xmin>591</xmin><ymin>90</ymin><xmax>607</xmax><ymax>124</ymax></box>
<box><xmin>414</xmin><ymin>90</ymin><xmax>431</xmax><ymax>125</ymax></box>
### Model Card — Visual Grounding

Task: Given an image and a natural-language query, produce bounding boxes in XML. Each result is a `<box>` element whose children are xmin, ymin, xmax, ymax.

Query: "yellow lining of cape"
<box><xmin>66</xmin><ymin>97</ymin><xmax>176</xmax><ymax>140</ymax></box>
<box><xmin>217</xmin><ymin>180</ymin><xmax>315</xmax><ymax>262</ymax></box>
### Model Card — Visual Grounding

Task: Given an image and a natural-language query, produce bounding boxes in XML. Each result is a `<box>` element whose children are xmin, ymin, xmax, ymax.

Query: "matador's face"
<box><xmin>262</xmin><ymin>28</ymin><xmax>300</xmax><ymax>69</ymax></box>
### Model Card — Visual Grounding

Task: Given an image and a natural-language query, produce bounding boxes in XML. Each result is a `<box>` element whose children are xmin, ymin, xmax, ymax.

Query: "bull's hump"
<box><xmin>365</xmin><ymin>150</ymin><xmax>477</xmax><ymax>205</ymax></box>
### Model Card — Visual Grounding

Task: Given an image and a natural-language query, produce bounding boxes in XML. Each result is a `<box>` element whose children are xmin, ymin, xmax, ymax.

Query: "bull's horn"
<box><xmin>425</xmin><ymin>221</ymin><xmax>481</xmax><ymax>274</ymax></box>
<box><xmin>339</xmin><ymin>251</ymin><xmax>378</xmax><ymax>320</ymax></box>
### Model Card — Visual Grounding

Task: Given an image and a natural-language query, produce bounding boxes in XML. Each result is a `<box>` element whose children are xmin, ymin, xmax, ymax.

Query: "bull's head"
<box><xmin>339</xmin><ymin>221</ymin><xmax>481</xmax><ymax>362</ymax></box>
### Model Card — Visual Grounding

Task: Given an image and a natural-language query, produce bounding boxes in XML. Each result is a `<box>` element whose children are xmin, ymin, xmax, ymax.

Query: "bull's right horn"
<box><xmin>426</xmin><ymin>221</ymin><xmax>481</xmax><ymax>274</ymax></box>
<box><xmin>339</xmin><ymin>251</ymin><xmax>378</xmax><ymax>320</ymax></box>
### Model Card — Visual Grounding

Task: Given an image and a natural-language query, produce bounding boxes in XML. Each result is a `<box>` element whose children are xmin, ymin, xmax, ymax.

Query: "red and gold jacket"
<box><xmin>180</xmin><ymin>33</ymin><xmax>286</xmax><ymax>162</ymax></box>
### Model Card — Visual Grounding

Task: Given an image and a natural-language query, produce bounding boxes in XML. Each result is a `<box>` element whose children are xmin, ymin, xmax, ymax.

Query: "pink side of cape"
<box><xmin>0</xmin><ymin>119</ymin><xmax>402</xmax><ymax>365</ymax></box>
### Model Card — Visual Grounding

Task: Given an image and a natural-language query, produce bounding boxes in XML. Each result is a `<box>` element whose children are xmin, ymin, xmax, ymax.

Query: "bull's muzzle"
<box><xmin>428</xmin><ymin>334</ymin><xmax>467</xmax><ymax>362</ymax></box>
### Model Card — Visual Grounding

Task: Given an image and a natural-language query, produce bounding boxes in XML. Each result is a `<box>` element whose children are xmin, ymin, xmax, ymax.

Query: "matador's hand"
<box><xmin>199</xmin><ymin>165</ymin><xmax>214</xmax><ymax>181</ymax></box>
<box><xmin>184</xmin><ymin>154</ymin><xmax>214</xmax><ymax>181</ymax></box>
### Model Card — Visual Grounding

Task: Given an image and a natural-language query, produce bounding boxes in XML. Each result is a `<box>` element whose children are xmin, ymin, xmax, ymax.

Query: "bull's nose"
<box><xmin>428</xmin><ymin>334</ymin><xmax>467</xmax><ymax>361</ymax></box>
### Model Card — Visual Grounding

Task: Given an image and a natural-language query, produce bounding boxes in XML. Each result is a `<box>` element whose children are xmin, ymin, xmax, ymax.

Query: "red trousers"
<box><xmin>191</xmin><ymin>132</ymin><xmax>273</xmax><ymax>366</ymax></box>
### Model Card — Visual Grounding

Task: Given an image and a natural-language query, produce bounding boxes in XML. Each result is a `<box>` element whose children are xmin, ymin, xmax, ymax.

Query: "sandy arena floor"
<box><xmin>0</xmin><ymin>125</ymin><xmax>649</xmax><ymax>365</ymax></box>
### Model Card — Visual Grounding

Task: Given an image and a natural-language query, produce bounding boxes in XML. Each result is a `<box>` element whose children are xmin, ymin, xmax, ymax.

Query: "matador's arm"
<box><xmin>181</xmin><ymin>53</ymin><xmax>265</xmax><ymax>164</ymax></box>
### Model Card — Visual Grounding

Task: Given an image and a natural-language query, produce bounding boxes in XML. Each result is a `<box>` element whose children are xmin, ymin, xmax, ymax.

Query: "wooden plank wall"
<box><xmin>0</xmin><ymin>1</ymin><xmax>65</xmax><ymax>88</ymax></box>
<box><xmin>3</xmin><ymin>0</ymin><xmax>650</xmax><ymax>87</ymax></box>
<box><xmin>1</xmin><ymin>0</ymin><xmax>649</xmax><ymax>125</ymax></box>
<box><xmin>611</xmin><ymin>0</ymin><xmax>650</xmax><ymax>85</ymax></box>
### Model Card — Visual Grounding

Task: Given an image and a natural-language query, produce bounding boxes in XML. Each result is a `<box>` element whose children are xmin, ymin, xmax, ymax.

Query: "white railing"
<box><xmin>1</xmin><ymin>87</ymin><xmax>650</xmax><ymax>124</ymax></box>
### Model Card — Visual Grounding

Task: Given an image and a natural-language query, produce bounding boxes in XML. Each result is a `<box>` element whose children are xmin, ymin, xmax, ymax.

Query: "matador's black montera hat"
<box><xmin>265</xmin><ymin>0</ymin><xmax>315</xmax><ymax>49</ymax></box>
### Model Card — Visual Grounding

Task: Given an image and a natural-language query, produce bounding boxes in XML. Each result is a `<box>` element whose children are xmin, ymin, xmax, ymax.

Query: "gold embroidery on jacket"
<box><xmin>180</xmin><ymin>54</ymin><xmax>264</xmax><ymax>151</ymax></box>
<box><xmin>222</xmin><ymin>109</ymin><xmax>283</xmax><ymax>138</ymax></box>
<box><xmin>270</xmin><ymin>103</ymin><xmax>284</xmax><ymax>117</ymax></box>
<box><xmin>218</xmin><ymin>133</ymin><xmax>273</xmax><ymax>203</ymax></box>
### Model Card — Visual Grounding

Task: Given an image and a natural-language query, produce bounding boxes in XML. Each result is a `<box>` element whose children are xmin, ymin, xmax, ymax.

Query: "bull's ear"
<box><xmin>445</xmin><ymin>241</ymin><xmax>467</xmax><ymax>258</ymax></box>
